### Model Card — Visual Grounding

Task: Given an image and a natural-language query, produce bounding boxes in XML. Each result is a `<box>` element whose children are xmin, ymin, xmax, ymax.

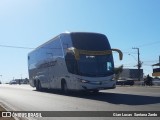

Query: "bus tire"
<box><xmin>61</xmin><ymin>80</ymin><xmax>68</xmax><ymax>94</ymax></box>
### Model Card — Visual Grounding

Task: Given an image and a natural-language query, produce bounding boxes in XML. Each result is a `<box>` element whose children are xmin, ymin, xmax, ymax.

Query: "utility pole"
<box><xmin>159</xmin><ymin>56</ymin><xmax>160</xmax><ymax>68</ymax></box>
<box><xmin>132</xmin><ymin>47</ymin><xmax>141</xmax><ymax>81</ymax></box>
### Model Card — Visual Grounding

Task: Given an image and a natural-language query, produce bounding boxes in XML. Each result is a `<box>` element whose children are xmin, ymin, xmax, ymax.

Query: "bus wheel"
<box><xmin>36</xmin><ymin>80</ymin><xmax>42</xmax><ymax>91</ymax></box>
<box><xmin>61</xmin><ymin>81</ymin><xmax>68</xmax><ymax>94</ymax></box>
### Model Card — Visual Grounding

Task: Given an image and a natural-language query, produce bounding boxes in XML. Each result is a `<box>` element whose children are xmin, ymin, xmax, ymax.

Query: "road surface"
<box><xmin>0</xmin><ymin>84</ymin><xmax>159</xmax><ymax>120</ymax></box>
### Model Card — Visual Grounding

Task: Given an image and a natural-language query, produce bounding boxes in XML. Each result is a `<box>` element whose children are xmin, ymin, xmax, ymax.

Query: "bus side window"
<box><xmin>107</xmin><ymin>62</ymin><xmax>112</xmax><ymax>71</ymax></box>
<box><xmin>65</xmin><ymin>53</ymin><xmax>78</xmax><ymax>74</ymax></box>
<box><xmin>49</xmin><ymin>39</ymin><xmax>63</xmax><ymax>57</ymax></box>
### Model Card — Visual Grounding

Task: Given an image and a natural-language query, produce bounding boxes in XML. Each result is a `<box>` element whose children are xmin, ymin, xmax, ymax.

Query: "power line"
<box><xmin>120</xmin><ymin>40</ymin><xmax>160</xmax><ymax>52</ymax></box>
<box><xmin>0</xmin><ymin>44</ymin><xmax>34</xmax><ymax>49</ymax></box>
<box><xmin>122</xmin><ymin>52</ymin><xmax>137</xmax><ymax>54</ymax></box>
<box><xmin>0</xmin><ymin>44</ymin><xmax>62</xmax><ymax>50</ymax></box>
<box><xmin>0</xmin><ymin>44</ymin><xmax>139</xmax><ymax>54</ymax></box>
<box><xmin>137</xmin><ymin>40</ymin><xmax>160</xmax><ymax>48</ymax></box>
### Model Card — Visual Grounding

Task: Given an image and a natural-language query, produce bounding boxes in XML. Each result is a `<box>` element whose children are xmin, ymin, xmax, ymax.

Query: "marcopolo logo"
<box><xmin>2</xmin><ymin>112</ymin><xmax>12</xmax><ymax>117</ymax></box>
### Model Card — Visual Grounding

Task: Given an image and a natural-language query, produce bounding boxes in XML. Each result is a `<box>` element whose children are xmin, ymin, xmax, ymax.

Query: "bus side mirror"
<box><xmin>111</xmin><ymin>49</ymin><xmax>123</xmax><ymax>60</ymax></box>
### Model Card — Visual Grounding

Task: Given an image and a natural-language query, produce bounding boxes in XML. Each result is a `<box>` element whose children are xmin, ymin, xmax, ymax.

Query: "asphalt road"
<box><xmin>0</xmin><ymin>84</ymin><xmax>160</xmax><ymax>120</ymax></box>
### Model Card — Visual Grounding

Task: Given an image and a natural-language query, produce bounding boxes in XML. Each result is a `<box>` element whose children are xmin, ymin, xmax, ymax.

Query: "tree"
<box><xmin>114</xmin><ymin>65</ymin><xmax>123</xmax><ymax>80</ymax></box>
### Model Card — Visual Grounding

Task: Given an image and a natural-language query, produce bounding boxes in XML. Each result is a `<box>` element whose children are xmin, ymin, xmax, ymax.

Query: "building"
<box><xmin>119</xmin><ymin>68</ymin><xmax>143</xmax><ymax>80</ymax></box>
<box><xmin>152</xmin><ymin>63</ymin><xmax>160</xmax><ymax>76</ymax></box>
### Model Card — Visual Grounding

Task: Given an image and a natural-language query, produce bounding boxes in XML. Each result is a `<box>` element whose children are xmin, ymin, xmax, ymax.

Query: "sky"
<box><xmin>0</xmin><ymin>0</ymin><xmax>160</xmax><ymax>83</ymax></box>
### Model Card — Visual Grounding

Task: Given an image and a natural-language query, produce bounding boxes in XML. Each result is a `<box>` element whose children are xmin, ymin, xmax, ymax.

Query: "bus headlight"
<box><xmin>77</xmin><ymin>78</ymin><xmax>89</xmax><ymax>83</ymax></box>
<box><xmin>81</xmin><ymin>79</ymin><xmax>89</xmax><ymax>83</ymax></box>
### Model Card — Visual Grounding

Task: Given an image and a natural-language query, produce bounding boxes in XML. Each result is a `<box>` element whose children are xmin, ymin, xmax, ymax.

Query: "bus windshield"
<box><xmin>78</xmin><ymin>55</ymin><xmax>114</xmax><ymax>77</ymax></box>
<box><xmin>65</xmin><ymin>53</ymin><xmax>114</xmax><ymax>77</ymax></box>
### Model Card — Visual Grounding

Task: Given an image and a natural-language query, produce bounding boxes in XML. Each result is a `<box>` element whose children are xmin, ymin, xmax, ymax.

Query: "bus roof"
<box><xmin>28</xmin><ymin>32</ymin><xmax>106</xmax><ymax>55</ymax></box>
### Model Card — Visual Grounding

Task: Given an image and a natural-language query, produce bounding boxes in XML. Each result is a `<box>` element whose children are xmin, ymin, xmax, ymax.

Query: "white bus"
<box><xmin>28</xmin><ymin>32</ymin><xmax>123</xmax><ymax>93</ymax></box>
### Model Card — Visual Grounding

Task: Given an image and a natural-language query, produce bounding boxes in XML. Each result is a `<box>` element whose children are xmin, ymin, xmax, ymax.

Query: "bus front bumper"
<box><xmin>79</xmin><ymin>80</ymin><xmax>116</xmax><ymax>91</ymax></box>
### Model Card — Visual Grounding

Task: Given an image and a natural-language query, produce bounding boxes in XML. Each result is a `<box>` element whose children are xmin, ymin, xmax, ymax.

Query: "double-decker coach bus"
<box><xmin>28</xmin><ymin>32</ymin><xmax>123</xmax><ymax>93</ymax></box>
